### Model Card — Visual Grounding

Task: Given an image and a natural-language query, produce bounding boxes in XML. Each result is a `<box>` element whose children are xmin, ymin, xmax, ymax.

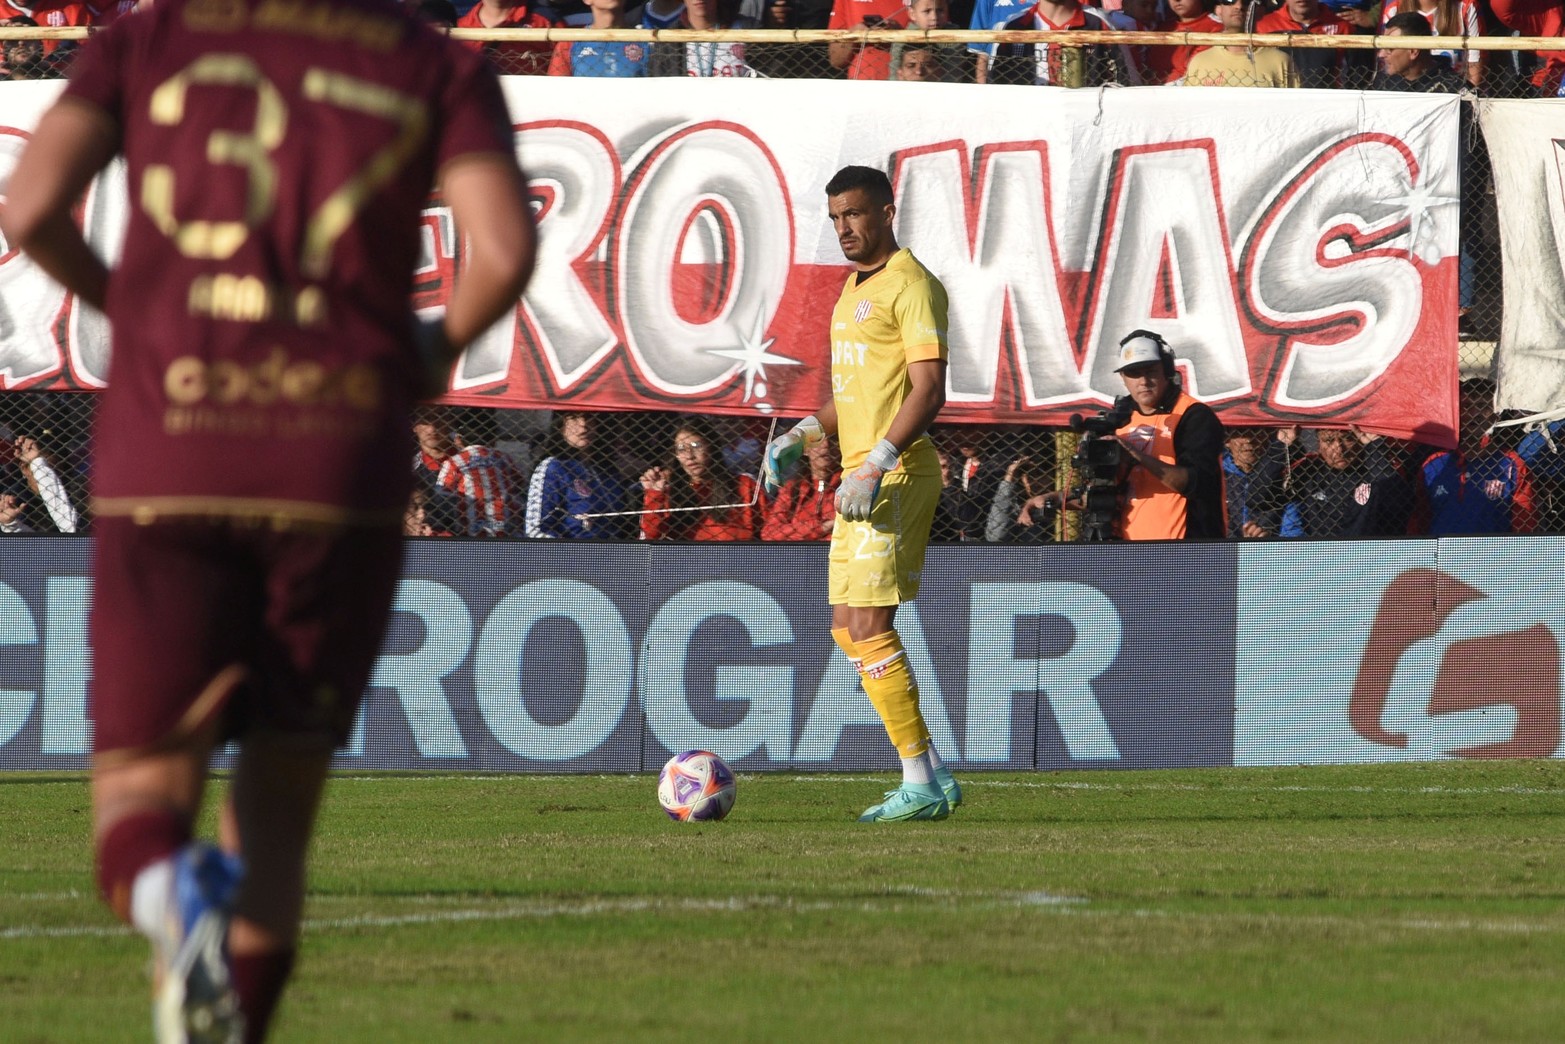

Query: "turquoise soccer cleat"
<box><xmin>858</xmin><ymin>781</ymin><xmax>951</xmax><ymax>822</ymax></box>
<box><xmin>933</xmin><ymin>765</ymin><xmax>963</xmax><ymax>810</ymax></box>
<box><xmin>152</xmin><ymin>842</ymin><xmax>245</xmax><ymax>1044</ymax></box>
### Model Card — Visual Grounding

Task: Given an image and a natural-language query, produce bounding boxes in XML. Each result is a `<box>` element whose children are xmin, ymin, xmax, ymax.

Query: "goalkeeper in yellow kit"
<box><xmin>763</xmin><ymin>165</ymin><xmax>960</xmax><ymax>822</ymax></box>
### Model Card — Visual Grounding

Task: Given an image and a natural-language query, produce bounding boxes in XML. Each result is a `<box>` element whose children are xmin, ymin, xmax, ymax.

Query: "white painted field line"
<box><xmin>775</xmin><ymin>777</ymin><xmax>1565</xmax><ymax>797</ymax></box>
<box><xmin>1061</xmin><ymin>906</ymin><xmax>1565</xmax><ymax>937</ymax></box>
<box><xmin>1</xmin><ymin>892</ymin><xmax>1076</xmax><ymax>941</ymax></box>
<box><xmin>10</xmin><ymin>892</ymin><xmax>1565</xmax><ymax>943</ymax></box>
<box><xmin>0</xmin><ymin>922</ymin><xmax>128</xmax><ymax>940</ymax></box>
<box><xmin>306</xmin><ymin>891</ymin><xmax>1078</xmax><ymax>932</ymax></box>
<box><xmin>320</xmin><ymin>774</ymin><xmax>1565</xmax><ymax>797</ymax></box>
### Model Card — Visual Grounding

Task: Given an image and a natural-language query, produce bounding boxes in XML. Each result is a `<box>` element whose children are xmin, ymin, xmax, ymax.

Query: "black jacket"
<box><xmin>1250</xmin><ymin>439</ymin><xmax>1414</xmax><ymax>537</ymax></box>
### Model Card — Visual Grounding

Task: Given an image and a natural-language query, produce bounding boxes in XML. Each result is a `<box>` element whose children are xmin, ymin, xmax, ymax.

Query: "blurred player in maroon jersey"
<box><xmin>0</xmin><ymin>0</ymin><xmax>536</xmax><ymax>1038</ymax></box>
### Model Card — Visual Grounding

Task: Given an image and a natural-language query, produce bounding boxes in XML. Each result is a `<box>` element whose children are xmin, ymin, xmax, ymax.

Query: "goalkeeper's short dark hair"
<box><xmin>825</xmin><ymin>166</ymin><xmax>894</xmax><ymax>207</ymax></box>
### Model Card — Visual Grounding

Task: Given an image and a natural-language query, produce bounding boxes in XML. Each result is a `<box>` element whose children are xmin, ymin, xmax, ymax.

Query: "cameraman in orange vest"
<box><xmin>1111</xmin><ymin>330</ymin><xmax>1227</xmax><ymax>540</ymax></box>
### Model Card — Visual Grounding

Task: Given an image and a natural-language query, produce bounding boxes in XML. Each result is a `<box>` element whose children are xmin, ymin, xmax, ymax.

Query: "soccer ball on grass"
<box><xmin>657</xmin><ymin>750</ymin><xmax>737</xmax><ymax>822</ymax></box>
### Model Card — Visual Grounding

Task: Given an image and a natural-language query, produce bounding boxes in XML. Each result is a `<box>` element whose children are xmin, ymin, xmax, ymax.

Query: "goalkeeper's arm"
<box><xmin>834</xmin><ymin>360</ymin><xmax>947</xmax><ymax>522</ymax></box>
<box><xmin>762</xmin><ymin>403</ymin><xmax>839</xmax><ymax>495</ymax></box>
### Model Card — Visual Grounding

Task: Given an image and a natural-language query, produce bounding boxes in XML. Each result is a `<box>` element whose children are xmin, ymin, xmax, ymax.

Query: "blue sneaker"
<box><xmin>858</xmin><ymin>781</ymin><xmax>950</xmax><ymax>822</ymax></box>
<box><xmin>934</xmin><ymin>765</ymin><xmax>963</xmax><ymax>810</ymax></box>
<box><xmin>152</xmin><ymin>843</ymin><xmax>245</xmax><ymax>1044</ymax></box>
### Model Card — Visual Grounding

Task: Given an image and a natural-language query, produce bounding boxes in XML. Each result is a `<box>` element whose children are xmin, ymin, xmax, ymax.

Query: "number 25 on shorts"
<box><xmin>851</xmin><ymin>523</ymin><xmax>894</xmax><ymax>561</ymax></box>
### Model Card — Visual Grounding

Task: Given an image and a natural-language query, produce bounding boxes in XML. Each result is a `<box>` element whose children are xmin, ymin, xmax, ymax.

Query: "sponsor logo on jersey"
<box><xmin>854</xmin><ymin>299</ymin><xmax>873</xmax><ymax>324</ymax></box>
<box><xmin>163</xmin><ymin>350</ymin><xmax>382</xmax><ymax>411</ymax></box>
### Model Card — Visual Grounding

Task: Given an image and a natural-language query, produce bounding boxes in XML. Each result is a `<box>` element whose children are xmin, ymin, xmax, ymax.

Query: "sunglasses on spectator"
<box><xmin>675</xmin><ymin>440</ymin><xmax>708</xmax><ymax>452</ymax></box>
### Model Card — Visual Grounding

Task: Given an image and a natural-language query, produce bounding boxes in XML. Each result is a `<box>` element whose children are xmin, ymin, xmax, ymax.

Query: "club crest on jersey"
<box><xmin>854</xmin><ymin>300</ymin><xmax>873</xmax><ymax>324</ymax></box>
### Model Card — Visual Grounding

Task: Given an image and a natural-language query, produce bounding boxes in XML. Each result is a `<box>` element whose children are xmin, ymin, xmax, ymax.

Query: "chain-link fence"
<box><xmin>6</xmin><ymin>388</ymin><xmax>1559</xmax><ymax>542</ymax></box>
<box><xmin>1</xmin><ymin>17</ymin><xmax>1558</xmax><ymax>541</ymax></box>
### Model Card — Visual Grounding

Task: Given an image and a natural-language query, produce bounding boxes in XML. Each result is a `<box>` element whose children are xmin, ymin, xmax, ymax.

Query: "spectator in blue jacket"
<box><xmin>525</xmin><ymin>411</ymin><xmax>634</xmax><ymax>539</ymax></box>
<box><xmin>1415</xmin><ymin>380</ymin><xmax>1540</xmax><ymax>535</ymax></box>
<box><xmin>1515</xmin><ymin>418</ymin><xmax>1565</xmax><ymax>482</ymax></box>
<box><xmin>1222</xmin><ymin>426</ymin><xmax>1292</xmax><ymax>537</ymax></box>
<box><xmin>1514</xmin><ymin>414</ymin><xmax>1565</xmax><ymax>530</ymax></box>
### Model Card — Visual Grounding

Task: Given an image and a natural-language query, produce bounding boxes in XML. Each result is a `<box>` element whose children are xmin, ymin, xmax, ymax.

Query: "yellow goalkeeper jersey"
<box><xmin>829</xmin><ymin>248</ymin><xmax>948</xmax><ymax>476</ymax></box>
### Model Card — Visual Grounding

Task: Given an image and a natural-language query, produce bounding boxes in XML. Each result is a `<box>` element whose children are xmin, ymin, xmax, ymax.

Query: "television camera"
<box><xmin>1066</xmin><ymin>396</ymin><xmax>1134</xmax><ymax>542</ymax></box>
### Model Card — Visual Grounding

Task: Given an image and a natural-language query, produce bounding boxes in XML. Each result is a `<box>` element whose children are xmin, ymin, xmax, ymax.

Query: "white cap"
<box><xmin>1114</xmin><ymin>334</ymin><xmax>1167</xmax><ymax>373</ymax></box>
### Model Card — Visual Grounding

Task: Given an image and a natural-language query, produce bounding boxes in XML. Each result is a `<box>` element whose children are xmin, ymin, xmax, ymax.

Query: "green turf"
<box><xmin>5</xmin><ymin>761</ymin><xmax>1565</xmax><ymax>1042</ymax></box>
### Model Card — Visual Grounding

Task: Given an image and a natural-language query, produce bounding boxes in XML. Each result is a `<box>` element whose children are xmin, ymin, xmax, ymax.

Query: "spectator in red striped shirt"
<box><xmin>437</xmin><ymin>441</ymin><xmax>528</xmax><ymax>537</ymax></box>
<box><xmin>412</xmin><ymin>410</ymin><xmax>528</xmax><ymax>537</ymax></box>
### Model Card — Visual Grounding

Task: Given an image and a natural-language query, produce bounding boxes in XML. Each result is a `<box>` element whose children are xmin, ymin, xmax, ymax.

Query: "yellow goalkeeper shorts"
<box><xmin>828</xmin><ymin>470</ymin><xmax>939</xmax><ymax>607</ymax></box>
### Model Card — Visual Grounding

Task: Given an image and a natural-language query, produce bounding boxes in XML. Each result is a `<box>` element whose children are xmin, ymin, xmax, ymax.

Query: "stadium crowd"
<box><xmin>0</xmin><ymin>0</ymin><xmax>1545</xmax><ymax>541</ymax></box>
<box><xmin>0</xmin><ymin>0</ymin><xmax>1562</xmax><ymax>92</ymax></box>
<box><xmin>0</xmin><ymin>385</ymin><xmax>1552</xmax><ymax>543</ymax></box>
<box><xmin>456</xmin><ymin>0</ymin><xmax>1562</xmax><ymax>95</ymax></box>
<box><xmin>385</xmin><ymin>388</ymin><xmax>1554</xmax><ymax>542</ymax></box>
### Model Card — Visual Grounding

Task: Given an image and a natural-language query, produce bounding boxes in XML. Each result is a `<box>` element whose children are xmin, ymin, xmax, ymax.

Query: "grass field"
<box><xmin>5</xmin><ymin>761</ymin><xmax>1565</xmax><ymax>1042</ymax></box>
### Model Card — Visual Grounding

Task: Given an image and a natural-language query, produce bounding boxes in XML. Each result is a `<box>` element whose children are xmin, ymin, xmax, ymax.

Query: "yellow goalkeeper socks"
<box><xmin>854</xmin><ymin>629</ymin><xmax>931</xmax><ymax>759</ymax></box>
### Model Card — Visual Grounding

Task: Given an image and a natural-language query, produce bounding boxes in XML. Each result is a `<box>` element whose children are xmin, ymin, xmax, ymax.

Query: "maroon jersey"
<box><xmin>63</xmin><ymin>0</ymin><xmax>516</xmax><ymax>524</ymax></box>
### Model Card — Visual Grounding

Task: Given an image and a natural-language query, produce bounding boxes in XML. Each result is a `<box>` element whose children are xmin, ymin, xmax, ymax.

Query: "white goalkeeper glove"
<box><xmin>835</xmin><ymin>438</ymin><xmax>900</xmax><ymax>521</ymax></box>
<box><xmin>761</xmin><ymin>415</ymin><xmax>826</xmax><ymax>496</ymax></box>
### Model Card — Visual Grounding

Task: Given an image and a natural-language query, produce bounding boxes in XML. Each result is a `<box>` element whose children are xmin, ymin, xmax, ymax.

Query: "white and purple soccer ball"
<box><xmin>657</xmin><ymin>750</ymin><xmax>737</xmax><ymax>822</ymax></box>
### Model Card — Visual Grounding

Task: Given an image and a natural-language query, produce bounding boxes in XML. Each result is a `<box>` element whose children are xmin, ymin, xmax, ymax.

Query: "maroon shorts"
<box><xmin>91</xmin><ymin>516</ymin><xmax>406</xmax><ymax>756</ymax></box>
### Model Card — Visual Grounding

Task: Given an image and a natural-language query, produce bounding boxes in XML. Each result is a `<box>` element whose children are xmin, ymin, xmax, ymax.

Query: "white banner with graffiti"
<box><xmin>0</xmin><ymin>79</ymin><xmax>1461</xmax><ymax>438</ymax></box>
<box><xmin>1477</xmin><ymin>99</ymin><xmax>1565</xmax><ymax>418</ymax></box>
